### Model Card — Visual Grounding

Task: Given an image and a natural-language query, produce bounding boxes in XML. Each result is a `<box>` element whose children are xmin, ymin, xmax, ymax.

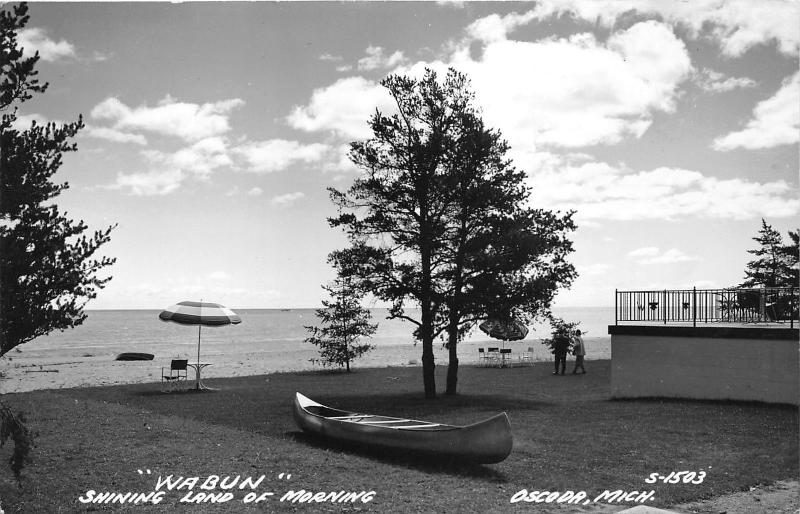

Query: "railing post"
<box><xmin>663</xmin><ymin>289</ymin><xmax>667</xmax><ymax>324</ymax></box>
<box><xmin>615</xmin><ymin>289</ymin><xmax>618</xmax><ymax>326</ymax></box>
<box><xmin>693</xmin><ymin>287</ymin><xmax>697</xmax><ymax>328</ymax></box>
<box><xmin>791</xmin><ymin>287</ymin><xmax>795</xmax><ymax>329</ymax></box>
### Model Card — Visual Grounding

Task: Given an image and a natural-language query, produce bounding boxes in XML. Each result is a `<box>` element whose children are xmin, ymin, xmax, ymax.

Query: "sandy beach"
<box><xmin>0</xmin><ymin>335</ymin><xmax>612</xmax><ymax>394</ymax></box>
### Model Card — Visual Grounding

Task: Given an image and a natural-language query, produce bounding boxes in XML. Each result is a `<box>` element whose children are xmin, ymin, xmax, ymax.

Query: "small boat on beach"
<box><xmin>293</xmin><ymin>392</ymin><xmax>512</xmax><ymax>463</ymax></box>
<box><xmin>115</xmin><ymin>352</ymin><xmax>155</xmax><ymax>361</ymax></box>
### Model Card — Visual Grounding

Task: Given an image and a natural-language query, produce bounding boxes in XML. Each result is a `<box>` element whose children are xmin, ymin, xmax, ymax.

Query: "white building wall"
<box><xmin>611</xmin><ymin>334</ymin><xmax>799</xmax><ymax>405</ymax></box>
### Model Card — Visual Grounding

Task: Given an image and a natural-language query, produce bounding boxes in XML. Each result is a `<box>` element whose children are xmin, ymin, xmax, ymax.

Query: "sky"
<box><xmin>11</xmin><ymin>1</ymin><xmax>800</xmax><ymax>310</ymax></box>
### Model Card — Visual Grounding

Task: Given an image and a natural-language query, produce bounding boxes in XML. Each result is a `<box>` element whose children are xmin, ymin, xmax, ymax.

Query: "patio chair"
<box><xmin>499</xmin><ymin>348</ymin><xmax>512</xmax><ymax>367</ymax></box>
<box><xmin>520</xmin><ymin>347</ymin><xmax>535</xmax><ymax>367</ymax></box>
<box><xmin>161</xmin><ymin>359</ymin><xmax>188</xmax><ymax>392</ymax></box>
<box><xmin>487</xmin><ymin>347</ymin><xmax>500</xmax><ymax>367</ymax></box>
<box><xmin>478</xmin><ymin>348</ymin><xmax>489</xmax><ymax>367</ymax></box>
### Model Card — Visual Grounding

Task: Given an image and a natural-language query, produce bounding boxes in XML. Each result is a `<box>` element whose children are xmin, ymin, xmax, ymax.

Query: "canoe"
<box><xmin>115</xmin><ymin>352</ymin><xmax>155</xmax><ymax>361</ymax></box>
<box><xmin>293</xmin><ymin>392</ymin><xmax>512</xmax><ymax>463</ymax></box>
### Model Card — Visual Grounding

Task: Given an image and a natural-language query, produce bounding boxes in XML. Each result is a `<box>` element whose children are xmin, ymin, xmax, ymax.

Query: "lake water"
<box><xmin>1</xmin><ymin>307</ymin><xmax>613</xmax><ymax>392</ymax></box>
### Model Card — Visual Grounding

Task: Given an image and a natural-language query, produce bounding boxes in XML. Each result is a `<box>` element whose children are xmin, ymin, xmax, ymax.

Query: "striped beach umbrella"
<box><xmin>479</xmin><ymin>318</ymin><xmax>529</xmax><ymax>347</ymax></box>
<box><xmin>159</xmin><ymin>300</ymin><xmax>242</xmax><ymax>366</ymax></box>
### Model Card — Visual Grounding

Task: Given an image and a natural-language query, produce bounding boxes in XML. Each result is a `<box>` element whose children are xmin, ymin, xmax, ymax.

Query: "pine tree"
<box><xmin>741</xmin><ymin>219</ymin><xmax>793</xmax><ymax>288</ymax></box>
<box><xmin>304</xmin><ymin>253</ymin><xmax>377</xmax><ymax>372</ymax></box>
<box><xmin>1</xmin><ymin>3</ymin><xmax>116</xmax><ymax>480</ymax></box>
<box><xmin>330</xmin><ymin>68</ymin><xmax>575</xmax><ymax>397</ymax></box>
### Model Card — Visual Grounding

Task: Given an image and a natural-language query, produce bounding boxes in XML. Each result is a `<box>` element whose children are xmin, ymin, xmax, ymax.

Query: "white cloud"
<box><xmin>142</xmin><ymin>137</ymin><xmax>233</xmax><ymax>180</ymax></box>
<box><xmin>319</xmin><ymin>53</ymin><xmax>343</xmax><ymax>62</ymax></box>
<box><xmin>82</xmin><ymin>125</ymin><xmax>147</xmax><ymax>145</ymax></box>
<box><xmin>292</xmin><ymin>18</ymin><xmax>692</xmax><ymax>151</ymax></box>
<box><xmin>442</xmin><ymin>20</ymin><xmax>692</xmax><ymax>149</ymax></box>
<box><xmin>628</xmin><ymin>247</ymin><xmax>699</xmax><ymax>265</ymax></box>
<box><xmin>105</xmin><ymin>137</ymin><xmax>232</xmax><ymax>195</ymax></box>
<box><xmin>357</xmin><ymin>46</ymin><xmax>407</xmax><ymax>71</ymax></box>
<box><xmin>234</xmin><ymin>139</ymin><xmax>329</xmax><ymax>173</ymax></box>
<box><xmin>293</xmin><ymin>20</ymin><xmax>691</xmax><ymax>150</ymax></box>
<box><xmin>465</xmin><ymin>11</ymin><xmax>539</xmax><ymax>43</ymax></box>
<box><xmin>208</xmin><ymin>271</ymin><xmax>230</xmax><ymax>281</ymax></box>
<box><xmin>91</xmin><ymin>96</ymin><xmax>244</xmax><ymax>142</ymax></box>
<box><xmin>695</xmin><ymin>68</ymin><xmax>757</xmax><ymax>93</ymax></box>
<box><xmin>246</xmin><ymin>187</ymin><xmax>264</xmax><ymax>197</ymax></box>
<box><xmin>17</xmin><ymin>27</ymin><xmax>75</xmax><ymax>61</ymax></box>
<box><xmin>527</xmin><ymin>158</ymin><xmax>800</xmax><ymax>222</ymax></box>
<box><xmin>529</xmin><ymin>0</ymin><xmax>800</xmax><ymax>57</ymax></box>
<box><xmin>271</xmin><ymin>192</ymin><xmax>306</xmax><ymax>208</ymax></box>
<box><xmin>104</xmin><ymin>168</ymin><xmax>185</xmax><ymax>196</ymax></box>
<box><xmin>712</xmin><ymin>71</ymin><xmax>800</xmax><ymax>151</ymax></box>
<box><xmin>286</xmin><ymin>77</ymin><xmax>395</xmax><ymax>139</ymax></box>
<box><xmin>436</xmin><ymin>0</ymin><xmax>465</xmax><ymax>8</ymax></box>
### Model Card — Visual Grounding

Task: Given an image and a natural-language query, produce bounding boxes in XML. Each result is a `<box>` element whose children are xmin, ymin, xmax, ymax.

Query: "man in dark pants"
<box><xmin>553</xmin><ymin>335</ymin><xmax>569</xmax><ymax>375</ymax></box>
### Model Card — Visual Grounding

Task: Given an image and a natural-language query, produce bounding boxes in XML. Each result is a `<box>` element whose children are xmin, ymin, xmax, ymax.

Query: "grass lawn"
<box><xmin>0</xmin><ymin>359</ymin><xmax>796</xmax><ymax>512</ymax></box>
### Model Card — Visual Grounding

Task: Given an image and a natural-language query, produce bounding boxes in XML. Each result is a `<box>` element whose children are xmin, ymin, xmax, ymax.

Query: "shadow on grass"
<box><xmin>287</xmin><ymin>430</ymin><xmax>509</xmax><ymax>481</ymax></box>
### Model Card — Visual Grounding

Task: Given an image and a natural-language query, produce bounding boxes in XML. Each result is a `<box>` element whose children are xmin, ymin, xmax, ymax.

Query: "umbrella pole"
<box><xmin>197</xmin><ymin>324</ymin><xmax>201</xmax><ymax>367</ymax></box>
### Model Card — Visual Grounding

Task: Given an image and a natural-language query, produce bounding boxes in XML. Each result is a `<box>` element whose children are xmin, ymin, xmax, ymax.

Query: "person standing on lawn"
<box><xmin>572</xmin><ymin>329</ymin><xmax>586</xmax><ymax>374</ymax></box>
<box><xmin>553</xmin><ymin>333</ymin><xmax>570</xmax><ymax>375</ymax></box>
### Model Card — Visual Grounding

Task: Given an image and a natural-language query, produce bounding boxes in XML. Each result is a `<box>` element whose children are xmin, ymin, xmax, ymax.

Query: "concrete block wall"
<box><xmin>609</xmin><ymin>327</ymin><xmax>799</xmax><ymax>405</ymax></box>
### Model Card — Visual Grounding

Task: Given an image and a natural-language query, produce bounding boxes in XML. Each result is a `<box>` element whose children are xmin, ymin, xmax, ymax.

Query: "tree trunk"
<box><xmin>445</xmin><ymin>317</ymin><xmax>459</xmax><ymax>395</ymax></box>
<box><xmin>445</xmin><ymin>218</ymin><xmax>467</xmax><ymax>395</ymax></box>
<box><xmin>0</xmin><ymin>140</ymin><xmax>5</xmax><ymax>356</ymax></box>
<box><xmin>420</xmin><ymin>237</ymin><xmax>436</xmax><ymax>399</ymax></box>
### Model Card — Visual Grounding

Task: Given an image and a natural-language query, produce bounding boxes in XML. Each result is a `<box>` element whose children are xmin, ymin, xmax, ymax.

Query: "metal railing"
<box><xmin>615</xmin><ymin>287</ymin><xmax>798</xmax><ymax>328</ymax></box>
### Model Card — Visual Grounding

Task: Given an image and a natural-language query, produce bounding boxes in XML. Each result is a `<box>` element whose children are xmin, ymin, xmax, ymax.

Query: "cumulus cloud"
<box><xmin>142</xmin><ymin>137</ymin><xmax>233</xmax><ymax>180</ymax></box>
<box><xmin>286</xmin><ymin>77</ymin><xmax>395</xmax><ymax>139</ymax></box>
<box><xmin>627</xmin><ymin>247</ymin><xmax>699</xmax><ymax>265</ymax></box>
<box><xmin>91</xmin><ymin>96</ymin><xmax>244</xmax><ymax>142</ymax></box>
<box><xmin>441</xmin><ymin>20</ymin><xmax>693</xmax><ymax>149</ymax></box>
<box><xmin>271</xmin><ymin>192</ymin><xmax>306</xmax><ymax>208</ymax></box>
<box><xmin>529</xmin><ymin>0</ymin><xmax>799</xmax><ymax>57</ymax></box>
<box><xmin>291</xmin><ymin>19</ymin><xmax>692</xmax><ymax>151</ymax></box>
<box><xmin>247</xmin><ymin>187</ymin><xmax>264</xmax><ymax>197</ymax></box>
<box><xmin>465</xmin><ymin>11</ymin><xmax>539</xmax><ymax>43</ymax></box>
<box><xmin>712</xmin><ymin>71</ymin><xmax>799</xmax><ymax>151</ymax></box>
<box><xmin>103</xmin><ymin>168</ymin><xmax>185</xmax><ymax>196</ymax></box>
<box><xmin>527</xmin><ymin>158</ymin><xmax>800</xmax><ymax>221</ymax></box>
<box><xmin>82</xmin><ymin>125</ymin><xmax>147</xmax><ymax>145</ymax></box>
<box><xmin>356</xmin><ymin>46</ymin><xmax>407</xmax><ymax>71</ymax></box>
<box><xmin>695</xmin><ymin>68</ymin><xmax>757</xmax><ymax>93</ymax></box>
<box><xmin>104</xmin><ymin>137</ymin><xmax>233</xmax><ymax>195</ymax></box>
<box><xmin>17</xmin><ymin>27</ymin><xmax>75</xmax><ymax>61</ymax></box>
<box><xmin>234</xmin><ymin>139</ymin><xmax>329</xmax><ymax>173</ymax></box>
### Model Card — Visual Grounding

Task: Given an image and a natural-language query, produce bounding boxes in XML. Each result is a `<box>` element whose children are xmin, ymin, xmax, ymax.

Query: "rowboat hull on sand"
<box><xmin>293</xmin><ymin>392</ymin><xmax>512</xmax><ymax>463</ymax></box>
<box><xmin>115</xmin><ymin>352</ymin><xmax>155</xmax><ymax>361</ymax></box>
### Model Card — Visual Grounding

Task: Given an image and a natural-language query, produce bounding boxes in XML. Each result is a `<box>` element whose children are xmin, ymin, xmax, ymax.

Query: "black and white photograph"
<box><xmin>0</xmin><ymin>1</ymin><xmax>797</xmax><ymax>512</ymax></box>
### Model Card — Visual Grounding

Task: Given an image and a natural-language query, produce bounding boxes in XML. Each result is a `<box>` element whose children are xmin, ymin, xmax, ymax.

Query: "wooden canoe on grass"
<box><xmin>293</xmin><ymin>392</ymin><xmax>512</xmax><ymax>463</ymax></box>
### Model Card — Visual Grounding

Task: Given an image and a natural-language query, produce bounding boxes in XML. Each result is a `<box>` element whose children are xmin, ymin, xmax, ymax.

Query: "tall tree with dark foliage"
<box><xmin>330</xmin><ymin>68</ymin><xmax>575</xmax><ymax>397</ymax></box>
<box><xmin>0</xmin><ymin>3</ymin><xmax>116</xmax><ymax>479</ymax></box>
